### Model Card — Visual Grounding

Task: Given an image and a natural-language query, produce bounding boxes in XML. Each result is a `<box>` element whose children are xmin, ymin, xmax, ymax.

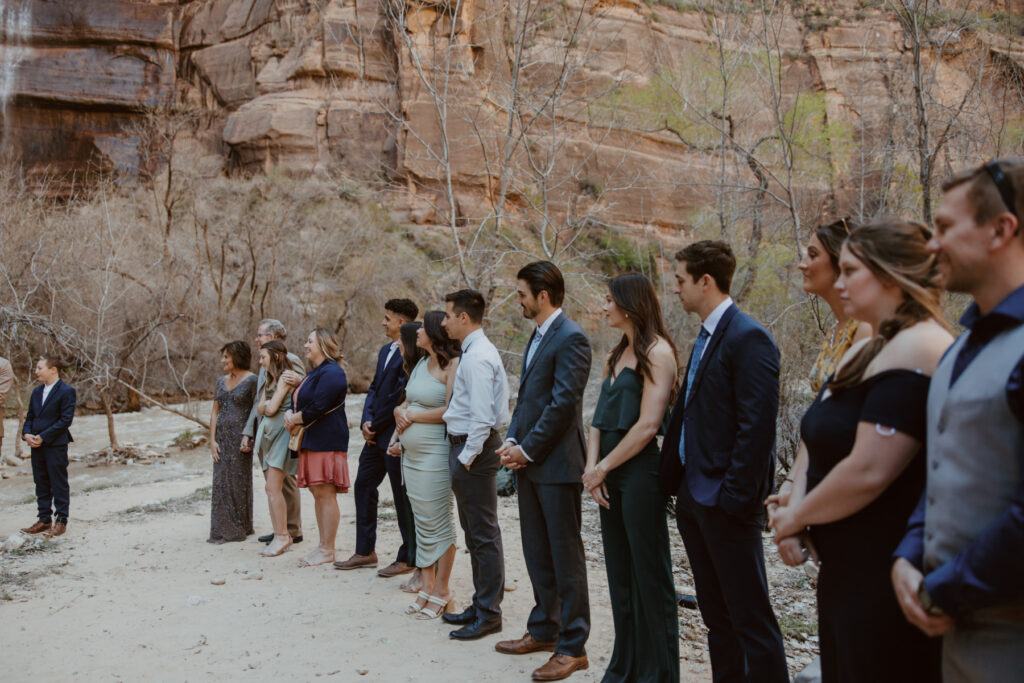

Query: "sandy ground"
<box><xmin>1</xmin><ymin>400</ymin><xmax>818</xmax><ymax>682</ymax></box>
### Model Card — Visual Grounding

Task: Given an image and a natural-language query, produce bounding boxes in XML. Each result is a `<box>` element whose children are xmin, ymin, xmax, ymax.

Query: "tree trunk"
<box><xmin>101</xmin><ymin>390</ymin><xmax>120</xmax><ymax>450</ymax></box>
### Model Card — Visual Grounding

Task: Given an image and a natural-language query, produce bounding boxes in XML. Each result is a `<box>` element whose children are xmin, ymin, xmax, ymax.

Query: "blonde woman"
<box><xmin>284</xmin><ymin>328</ymin><xmax>349</xmax><ymax>567</ymax></box>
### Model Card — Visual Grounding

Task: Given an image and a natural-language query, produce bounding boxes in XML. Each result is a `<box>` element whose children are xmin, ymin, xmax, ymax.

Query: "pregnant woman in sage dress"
<box><xmin>209</xmin><ymin>341</ymin><xmax>258</xmax><ymax>544</ymax></box>
<box><xmin>389</xmin><ymin>312</ymin><xmax>461</xmax><ymax>619</ymax></box>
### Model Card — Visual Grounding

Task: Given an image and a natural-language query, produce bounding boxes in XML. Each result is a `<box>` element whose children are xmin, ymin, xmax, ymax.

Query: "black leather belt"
<box><xmin>447</xmin><ymin>429</ymin><xmax>498</xmax><ymax>446</ymax></box>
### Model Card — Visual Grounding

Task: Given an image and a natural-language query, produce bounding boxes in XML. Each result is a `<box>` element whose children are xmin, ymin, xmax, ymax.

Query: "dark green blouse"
<box><xmin>591</xmin><ymin>368</ymin><xmax>660</xmax><ymax>460</ymax></box>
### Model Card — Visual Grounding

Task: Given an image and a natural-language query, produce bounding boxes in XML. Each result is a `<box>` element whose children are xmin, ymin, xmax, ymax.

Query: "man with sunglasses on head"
<box><xmin>892</xmin><ymin>158</ymin><xmax>1024</xmax><ymax>681</ymax></box>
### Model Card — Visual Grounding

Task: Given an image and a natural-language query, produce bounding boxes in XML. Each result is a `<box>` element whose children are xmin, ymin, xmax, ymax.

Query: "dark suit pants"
<box><xmin>31</xmin><ymin>445</ymin><xmax>70</xmax><ymax>524</ymax></box>
<box><xmin>258</xmin><ymin>449</ymin><xmax>302</xmax><ymax>538</ymax></box>
<box><xmin>599</xmin><ymin>450</ymin><xmax>679</xmax><ymax>682</ymax></box>
<box><xmin>354</xmin><ymin>440</ymin><xmax>413</xmax><ymax>563</ymax></box>
<box><xmin>450</xmin><ymin>432</ymin><xmax>504</xmax><ymax>620</ymax></box>
<box><xmin>518</xmin><ymin>476</ymin><xmax>590</xmax><ymax>657</ymax></box>
<box><xmin>675</xmin><ymin>482</ymin><xmax>788</xmax><ymax>683</ymax></box>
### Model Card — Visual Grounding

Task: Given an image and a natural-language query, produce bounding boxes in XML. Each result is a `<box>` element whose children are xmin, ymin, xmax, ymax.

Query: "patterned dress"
<box><xmin>209</xmin><ymin>373</ymin><xmax>257</xmax><ymax>542</ymax></box>
<box><xmin>809</xmin><ymin>318</ymin><xmax>861</xmax><ymax>393</ymax></box>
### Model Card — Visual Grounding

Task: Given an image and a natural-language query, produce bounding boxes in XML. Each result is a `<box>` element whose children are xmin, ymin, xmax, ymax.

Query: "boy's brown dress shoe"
<box><xmin>20</xmin><ymin>520</ymin><xmax>51</xmax><ymax>534</ymax></box>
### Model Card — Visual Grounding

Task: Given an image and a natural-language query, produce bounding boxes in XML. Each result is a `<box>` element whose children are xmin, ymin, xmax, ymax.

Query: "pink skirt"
<box><xmin>297</xmin><ymin>450</ymin><xmax>350</xmax><ymax>493</ymax></box>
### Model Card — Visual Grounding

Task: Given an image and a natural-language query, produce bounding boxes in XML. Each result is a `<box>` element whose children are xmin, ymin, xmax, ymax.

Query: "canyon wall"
<box><xmin>2</xmin><ymin>0</ymin><xmax>1024</xmax><ymax>226</ymax></box>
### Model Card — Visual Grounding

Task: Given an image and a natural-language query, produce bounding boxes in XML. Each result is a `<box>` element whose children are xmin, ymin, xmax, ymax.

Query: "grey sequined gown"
<box><xmin>209</xmin><ymin>374</ymin><xmax>258</xmax><ymax>542</ymax></box>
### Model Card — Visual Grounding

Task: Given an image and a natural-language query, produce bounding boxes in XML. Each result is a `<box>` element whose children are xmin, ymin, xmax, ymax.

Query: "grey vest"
<box><xmin>924</xmin><ymin>324</ymin><xmax>1024</xmax><ymax>592</ymax></box>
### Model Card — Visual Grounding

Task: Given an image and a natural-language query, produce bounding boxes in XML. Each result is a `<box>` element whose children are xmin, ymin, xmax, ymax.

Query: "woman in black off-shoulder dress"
<box><xmin>768</xmin><ymin>219</ymin><xmax>952</xmax><ymax>683</ymax></box>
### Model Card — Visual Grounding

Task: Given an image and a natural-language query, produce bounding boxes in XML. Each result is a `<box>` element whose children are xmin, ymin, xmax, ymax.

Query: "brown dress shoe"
<box><xmin>377</xmin><ymin>561</ymin><xmax>415</xmax><ymax>578</ymax></box>
<box><xmin>495</xmin><ymin>632</ymin><xmax>556</xmax><ymax>655</ymax></box>
<box><xmin>532</xmin><ymin>653</ymin><xmax>589</xmax><ymax>681</ymax></box>
<box><xmin>20</xmin><ymin>520</ymin><xmax>51</xmax><ymax>535</ymax></box>
<box><xmin>45</xmin><ymin>522</ymin><xmax>67</xmax><ymax>538</ymax></box>
<box><xmin>332</xmin><ymin>552</ymin><xmax>378</xmax><ymax>570</ymax></box>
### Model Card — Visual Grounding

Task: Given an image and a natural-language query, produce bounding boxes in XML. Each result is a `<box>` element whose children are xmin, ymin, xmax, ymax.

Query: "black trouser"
<box><xmin>449</xmin><ymin>431</ymin><xmax>504</xmax><ymax>620</ymax></box>
<box><xmin>354</xmin><ymin>438</ymin><xmax>413</xmax><ymax>563</ymax></box>
<box><xmin>31</xmin><ymin>445</ymin><xmax>70</xmax><ymax>524</ymax></box>
<box><xmin>675</xmin><ymin>481</ymin><xmax>788</xmax><ymax>683</ymax></box>
<box><xmin>518</xmin><ymin>475</ymin><xmax>590</xmax><ymax>657</ymax></box>
<box><xmin>599</xmin><ymin>448</ymin><xmax>679</xmax><ymax>682</ymax></box>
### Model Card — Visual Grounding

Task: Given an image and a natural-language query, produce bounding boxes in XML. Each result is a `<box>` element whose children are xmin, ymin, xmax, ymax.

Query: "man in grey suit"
<box><xmin>242</xmin><ymin>318</ymin><xmax>305</xmax><ymax>544</ymax></box>
<box><xmin>496</xmin><ymin>262</ymin><xmax>592</xmax><ymax>682</ymax></box>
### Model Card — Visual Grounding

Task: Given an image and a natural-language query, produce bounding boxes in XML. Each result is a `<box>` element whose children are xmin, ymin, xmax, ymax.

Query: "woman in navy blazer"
<box><xmin>285</xmin><ymin>328</ymin><xmax>350</xmax><ymax>567</ymax></box>
<box><xmin>20</xmin><ymin>355</ymin><xmax>76</xmax><ymax>537</ymax></box>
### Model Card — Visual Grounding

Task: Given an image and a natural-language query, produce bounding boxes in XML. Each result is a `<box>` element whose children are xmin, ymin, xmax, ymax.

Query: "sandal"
<box><xmin>416</xmin><ymin>594</ymin><xmax>453</xmax><ymax>620</ymax></box>
<box><xmin>260</xmin><ymin>537</ymin><xmax>293</xmax><ymax>557</ymax></box>
<box><xmin>405</xmin><ymin>591</ymin><xmax>430</xmax><ymax>615</ymax></box>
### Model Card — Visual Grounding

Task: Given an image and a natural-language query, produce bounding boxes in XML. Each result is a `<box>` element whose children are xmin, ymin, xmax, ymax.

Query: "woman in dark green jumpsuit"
<box><xmin>581</xmin><ymin>273</ymin><xmax>680</xmax><ymax>682</ymax></box>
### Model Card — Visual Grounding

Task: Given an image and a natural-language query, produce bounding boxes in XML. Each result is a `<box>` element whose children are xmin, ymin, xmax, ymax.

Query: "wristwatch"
<box><xmin>917</xmin><ymin>582</ymin><xmax>946</xmax><ymax>616</ymax></box>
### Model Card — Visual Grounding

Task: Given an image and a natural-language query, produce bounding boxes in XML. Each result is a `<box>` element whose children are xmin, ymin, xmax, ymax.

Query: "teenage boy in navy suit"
<box><xmin>336</xmin><ymin>298</ymin><xmax>419</xmax><ymax>577</ymax></box>
<box><xmin>21</xmin><ymin>355</ymin><xmax>77</xmax><ymax>538</ymax></box>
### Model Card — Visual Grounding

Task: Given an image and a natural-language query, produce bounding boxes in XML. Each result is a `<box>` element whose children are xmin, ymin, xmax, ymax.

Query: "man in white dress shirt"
<box><xmin>441</xmin><ymin>289</ymin><xmax>511</xmax><ymax>641</ymax></box>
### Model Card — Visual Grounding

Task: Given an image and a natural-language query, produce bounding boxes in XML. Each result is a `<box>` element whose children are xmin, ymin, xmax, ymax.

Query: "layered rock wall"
<box><xmin>2</xmin><ymin>0</ymin><xmax>1023</xmax><ymax>227</ymax></box>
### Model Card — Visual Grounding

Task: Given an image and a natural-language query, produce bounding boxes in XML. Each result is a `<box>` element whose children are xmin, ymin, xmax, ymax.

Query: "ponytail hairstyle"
<box><xmin>260</xmin><ymin>340</ymin><xmax>290</xmax><ymax>387</ymax></box>
<box><xmin>829</xmin><ymin>219</ymin><xmax>950</xmax><ymax>391</ymax></box>
<box><xmin>605</xmin><ymin>273</ymin><xmax>678</xmax><ymax>387</ymax></box>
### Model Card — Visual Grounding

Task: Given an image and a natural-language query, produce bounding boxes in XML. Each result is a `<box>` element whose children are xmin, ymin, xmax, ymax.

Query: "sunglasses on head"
<box><xmin>983</xmin><ymin>160</ymin><xmax>1018</xmax><ymax>223</ymax></box>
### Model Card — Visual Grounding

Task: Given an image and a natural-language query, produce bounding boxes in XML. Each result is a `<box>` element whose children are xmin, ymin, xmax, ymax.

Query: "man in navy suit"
<box><xmin>661</xmin><ymin>241</ymin><xmax>788</xmax><ymax>683</ymax></box>
<box><xmin>21</xmin><ymin>355</ymin><xmax>77</xmax><ymax>538</ymax></box>
<box><xmin>336</xmin><ymin>298</ymin><xmax>419</xmax><ymax>577</ymax></box>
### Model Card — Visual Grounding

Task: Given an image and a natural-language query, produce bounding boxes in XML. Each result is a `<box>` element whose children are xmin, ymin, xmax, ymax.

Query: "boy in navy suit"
<box><xmin>21</xmin><ymin>355</ymin><xmax>77</xmax><ymax>538</ymax></box>
<box><xmin>336</xmin><ymin>298</ymin><xmax>419</xmax><ymax>576</ymax></box>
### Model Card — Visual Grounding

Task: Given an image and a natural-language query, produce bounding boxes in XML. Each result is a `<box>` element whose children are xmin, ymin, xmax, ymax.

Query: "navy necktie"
<box><xmin>679</xmin><ymin>327</ymin><xmax>710</xmax><ymax>466</ymax></box>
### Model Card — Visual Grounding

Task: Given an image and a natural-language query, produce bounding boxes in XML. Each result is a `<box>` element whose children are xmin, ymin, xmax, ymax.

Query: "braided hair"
<box><xmin>830</xmin><ymin>219</ymin><xmax>950</xmax><ymax>391</ymax></box>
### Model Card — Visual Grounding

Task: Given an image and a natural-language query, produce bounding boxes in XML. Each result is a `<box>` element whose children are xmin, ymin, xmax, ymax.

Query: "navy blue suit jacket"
<box><xmin>294</xmin><ymin>360</ymin><xmax>349</xmax><ymax>452</ymax></box>
<box><xmin>23</xmin><ymin>380</ymin><xmax>77</xmax><ymax>447</ymax></box>
<box><xmin>660</xmin><ymin>304</ymin><xmax>780</xmax><ymax>519</ymax></box>
<box><xmin>360</xmin><ymin>342</ymin><xmax>406</xmax><ymax>444</ymax></box>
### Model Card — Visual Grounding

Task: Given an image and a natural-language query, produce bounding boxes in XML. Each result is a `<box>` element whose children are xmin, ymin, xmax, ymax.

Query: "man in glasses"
<box><xmin>892</xmin><ymin>158</ymin><xmax>1024</xmax><ymax>681</ymax></box>
<box><xmin>243</xmin><ymin>318</ymin><xmax>306</xmax><ymax>544</ymax></box>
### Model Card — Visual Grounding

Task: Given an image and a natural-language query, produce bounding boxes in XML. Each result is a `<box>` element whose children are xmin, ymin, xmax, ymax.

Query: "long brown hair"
<box><xmin>423</xmin><ymin>310</ymin><xmax>461</xmax><ymax>370</ymax></box>
<box><xmin>830</xmin><ymin>219</ymin><xmax>950</xmax><ymax>391</ymax></box>
<box><xmin>606</xmin><ymin>273</ymin><xmax>678</xmax><ymax>385</ymax></box>
<box><xmin>260</xmin><ymin>340</ymin><xmax>290</xmax><ymax>387</ymax></box>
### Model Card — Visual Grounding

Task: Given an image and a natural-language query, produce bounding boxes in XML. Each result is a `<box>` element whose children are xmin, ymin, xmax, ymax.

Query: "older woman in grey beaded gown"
<box><xmin>209</xmin><ymin>341</ymin><xmax>258</xmax><ymax>544</ymax></box>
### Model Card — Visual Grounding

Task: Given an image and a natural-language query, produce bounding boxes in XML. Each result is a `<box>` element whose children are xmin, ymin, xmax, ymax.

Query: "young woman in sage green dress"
<box><xmin>256</xmin><ymin>340</ymin><xmax>300</xmax><ymax>557</ymax></box>
<box><xmin>581</xmin><ymin>273</ymin><xmax>680</xmax><ymax>683</ymax></box>
<box><xmin>388</xmin><ymin>312</ymin><xmax>461</xmax><ymax>619</ymax></box>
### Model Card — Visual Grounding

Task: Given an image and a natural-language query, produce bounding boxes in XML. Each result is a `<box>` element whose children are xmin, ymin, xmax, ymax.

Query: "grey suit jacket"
<box><xmin>243</xmin><ymin>351</ymin><xmax>306</xmax><ymax>438</ymax></box>
<box><xmin>506</xmin><ymin>313</ymin><xmax>592</xmax><ymax>484</ymax></box>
